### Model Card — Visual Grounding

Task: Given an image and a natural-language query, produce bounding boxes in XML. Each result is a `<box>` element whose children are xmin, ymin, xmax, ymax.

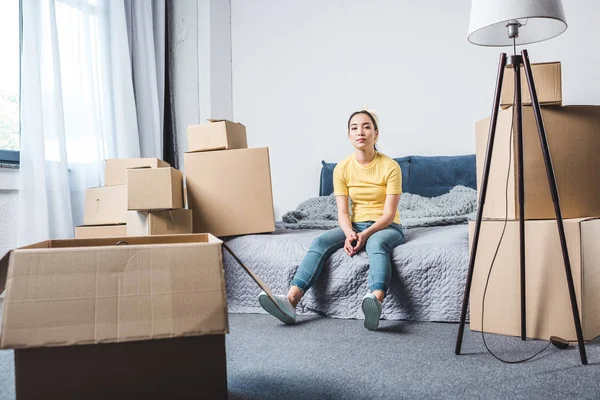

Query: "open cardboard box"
<box><xmin>0</xmin><ymin>234</ymin><xmax>276</xmax><ymax>399</ymax></box>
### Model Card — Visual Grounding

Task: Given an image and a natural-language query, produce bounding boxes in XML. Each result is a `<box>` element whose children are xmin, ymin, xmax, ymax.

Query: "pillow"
<box><xmin>319</xmin><ymin>156</ymin><xmax>411</xmax><ymax>196</ymax></box>
<box><xmin>319</xmin><ymin>161</ymin><xmax>337</xmax><ymax>197</ymax></box>
<box><xmin>408</xmin><ymin>155</ymin><xmax>477</xmax><ymax>198</ymax></box>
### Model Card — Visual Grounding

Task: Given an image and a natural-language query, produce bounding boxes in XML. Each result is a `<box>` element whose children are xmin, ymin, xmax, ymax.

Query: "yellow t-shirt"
<box><xmin>333</xmin><ymin>152</ymin><xmax>402</xmax><ymax>224</ymax></box>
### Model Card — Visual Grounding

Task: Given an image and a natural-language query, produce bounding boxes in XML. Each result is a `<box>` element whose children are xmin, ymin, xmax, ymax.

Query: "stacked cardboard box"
<box><xmin>469</xmin><ymin>62</ymin><xmax>600</xmax><ymax>341</ymax></box>
<box><xmin>125</xmin><ymin>162</ymin><xmax>192</xmax><ymax>236</ymax></box>
<box><xmin>76</xmin><ymin>158</ymin><xmax>193</xmax><ymax>238</ymax></box>
<box><xmin>184</xmin><ymin>120</ymin><xmax>276</xmax><ymax>237</ymax></box>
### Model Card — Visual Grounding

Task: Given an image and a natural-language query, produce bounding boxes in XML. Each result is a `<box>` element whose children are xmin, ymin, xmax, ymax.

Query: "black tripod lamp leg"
<box><xmin>521</xmin><ymin>49</ymin><xmax>588</xmax><ymax>365</ymax></box>
<box><xmin>455</xmin><ymin>52</ymin><xmax>507</xmax><ymax>355</ymax></box>
<box><xmin>511</xmin><ymin>56</ymin><xmax>528</xmax><ymax>342</ymax></box>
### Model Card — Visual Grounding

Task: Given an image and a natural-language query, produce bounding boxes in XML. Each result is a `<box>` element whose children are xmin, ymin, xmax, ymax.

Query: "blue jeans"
<box><xmin>291</xmin><ymin>222</ymin><xmax>405</xmax><ymax>294</ymax></box>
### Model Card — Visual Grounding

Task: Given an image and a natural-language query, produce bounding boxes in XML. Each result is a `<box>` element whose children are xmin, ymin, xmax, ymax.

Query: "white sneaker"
<box><xmin>258</xmin><ymin>291</ymin><xmax>297</xmax><ymax>325</ymax></box>
<box><xmin>362</xmin><ymin>292</ymin><xmax>382</xmax><ymax>331</ymax></box>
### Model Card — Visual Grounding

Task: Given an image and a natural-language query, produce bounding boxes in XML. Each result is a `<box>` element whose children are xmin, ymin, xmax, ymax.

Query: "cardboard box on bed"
<box><xmin>0</xmin><ymin>234</ymin><xmax>277</xmax><ymax>399</ymax></box>
<box><xmin>75</xmin><ymin>224</ymin><xmax>127</xmax><ymax>239</ymax></box>
<box><xmin>105</xmin><ymin>157</ymin><xmax>170</xmax><ymax>186</ymax></box>
<box><xmin>501</xmin><ymin>62</ymin><xmax>562</xmax><ymax>109</ymax></box>
<box><xmin>83</xmin><ymin>185</ymin><xmax>128</xmax><ymax>226</ymax></box>
<box><xmin>187</xmin><ymin>120</ymin><xmax>247</xmax><ymax>152</ymax></box>
<box><xmin>127</xmin><ymin>167</ymin><xmax>184</xmax><ymax>211</ymax></box>
<box><xmin>184</xmin><ymin>147</ymin><xmax>275</xmax><ymax>237</ymax></box>
<box><xmin>475</xmin><ymin>106</ymin><xmax>600</xmax><ymax>220</ymax></box>
<box><xmin>126</xmin><ymin>209</ymin><xmax>193</xmax><ymax>236</ymax></box>
<box><xmin>468</xmin><ymin>219</ymin><xmax>600</xmax><ymax>341</ymax></box>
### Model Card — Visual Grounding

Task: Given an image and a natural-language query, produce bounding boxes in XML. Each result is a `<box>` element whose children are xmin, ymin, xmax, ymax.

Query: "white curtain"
<box><xmin>18</xmin><ymin>0</ymin><xmax>165</xmax><ymax>246</ymax></box>
<box><xmin>125</xmin><ymin>0</ymin><xmax>165</xmax><ymax>158</ymax></box>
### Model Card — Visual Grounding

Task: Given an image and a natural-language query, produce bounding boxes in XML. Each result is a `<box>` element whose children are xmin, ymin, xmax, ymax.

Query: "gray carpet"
<box><xmin>226</xmin><ymin>314</ymin><xmax>600</xmax><ymax>400</ymax></box>
<box><xmin>1</xmin><ymin>310</ymin><xmax>600</xmax><ymax>399</ymax></box>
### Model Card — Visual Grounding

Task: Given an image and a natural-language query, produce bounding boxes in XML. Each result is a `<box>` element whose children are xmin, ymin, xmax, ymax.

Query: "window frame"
<box><xmin>0</xmin><ymin>149</ymin><xmax>19</xmax><ymax>164</ymax></box>
<box><xmin>0</xmin><ymin>0</ymin><xmax>21</xmax><ymax>165</ymax></box>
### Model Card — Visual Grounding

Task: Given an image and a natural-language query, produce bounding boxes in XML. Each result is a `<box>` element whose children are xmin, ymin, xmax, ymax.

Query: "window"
<box><xmin>0</xmin><ymin>0</ymin><xmax>21</xmax><ymax>164</ymax></box>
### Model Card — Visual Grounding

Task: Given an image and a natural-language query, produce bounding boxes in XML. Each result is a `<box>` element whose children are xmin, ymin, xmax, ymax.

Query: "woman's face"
<box><xmin>348</xmin><ymin>113</ymin><xmax>378</xmax><ymax>151</ymax></box>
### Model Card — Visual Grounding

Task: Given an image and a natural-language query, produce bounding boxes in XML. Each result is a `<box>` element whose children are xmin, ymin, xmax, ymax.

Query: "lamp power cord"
<box><xmin>479</xmin><ymin>87</ymin><xmax>552</xmax><ymax>363</ymax></box>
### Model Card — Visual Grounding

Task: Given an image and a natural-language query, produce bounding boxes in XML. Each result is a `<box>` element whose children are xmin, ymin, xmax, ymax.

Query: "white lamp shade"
<box><xmin>468</xmin><ymin>0</ymin><xmax>567</xmax><ymax>47</ymax></box>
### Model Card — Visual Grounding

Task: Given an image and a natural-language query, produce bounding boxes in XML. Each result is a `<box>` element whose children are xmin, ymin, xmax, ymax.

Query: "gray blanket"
<box><xmin>282</xmin><ymin>185</ymin><xmax>477</xmax><ymax>230</ymax></box>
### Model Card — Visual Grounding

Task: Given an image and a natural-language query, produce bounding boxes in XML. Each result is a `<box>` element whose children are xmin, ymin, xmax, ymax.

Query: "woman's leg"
<box><xmin>360</xmin><ymin>224</ymin><xmax>405</xmax><ymax>330</ymax></box>
<box><xmin>365</xmin><ymin>224</ymin><xmax>405</xmax><ymax>301</ymax></box>
<box><xmin>288</xmin><ymin>227</ymin><xmax>347</xmax><ymax>305</ymax></box>
<box><xmin>259</xmin><ymin>227</ymin><xmax>347</xmax><ymax>325</ymax></box>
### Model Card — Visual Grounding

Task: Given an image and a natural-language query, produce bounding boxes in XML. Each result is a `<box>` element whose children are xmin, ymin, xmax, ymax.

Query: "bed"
<box><xmin>223</xmin><ymin>154</ymin><xmax>477</xmax><ymax>322</ymax></box>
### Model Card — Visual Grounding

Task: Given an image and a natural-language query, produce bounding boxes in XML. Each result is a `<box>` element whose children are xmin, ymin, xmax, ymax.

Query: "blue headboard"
<box><xmin>319</xmin><ymin>154</ymin><xmax>477</xmax><ymax>198</ymax></box>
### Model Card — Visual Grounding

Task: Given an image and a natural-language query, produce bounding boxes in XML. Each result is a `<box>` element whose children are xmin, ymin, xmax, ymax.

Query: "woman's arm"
<box><xmin>336</xmin><ymin>195</ymin><xmax>358</xmax><ymax>256</ymax></box>
<box><xmin>336</xmin><ymin>195</ymin><xmax>355</xmax><ymax>237</ymax></box>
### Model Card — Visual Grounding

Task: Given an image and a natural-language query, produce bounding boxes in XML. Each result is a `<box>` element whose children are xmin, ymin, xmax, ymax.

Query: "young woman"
<box><xmin>259</xmin><ymin>109</ymin><xmax>405</xmax><ymax>330</ymax></box>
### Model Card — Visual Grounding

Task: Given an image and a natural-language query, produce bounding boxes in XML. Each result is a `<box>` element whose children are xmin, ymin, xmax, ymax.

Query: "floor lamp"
<box><xmin>454</xmin><ymin>0</ymin><xmax>588</xmax><ymax>365</ymax></box>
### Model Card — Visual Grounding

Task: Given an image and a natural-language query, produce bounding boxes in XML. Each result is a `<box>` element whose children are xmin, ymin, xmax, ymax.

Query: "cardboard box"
<box><xmin>501</xmin><ymin>62</ymin><xmax>562</xmax><ymax>109</ymax></box>
<box><xmin>83</xmin><ymin>185</ymin><xmax>128</xmax><ymax>225</ymax></box>
<box><xmin>105</xmin><ymin>158</ymin><xmax>170</xmax><ymax>186</ymax></box>
<box><xmin>475</xmin><ymin>106</ymin><xmax>600</xmax><ymax>220</ymax></box>
<box><xmin>75</xmin><ymin>224</ymin><xmax>127</xmax><ymax>239</ymax></box>
<box><xmin>0</xmin><ymin>234</ymin><xmax>278</xmax><ymax>399</ymax></box>
<box><xmin>187</xmin><ymin>120</ymin><xmax>247</xmax><ymax>152</ymax></box>
<box><xmin>468</xmin><ymin>219</ymin><xmax>600</xmax><ymax>341</ymax></box>
<box><xmin>127</xmin><ymin>167</ymin><xmax>183</xmax><ymax>210</ymax></box>
<box><xmin>127</xmin><ymin>209</ymin><xmax>193</xmax><ymax>236</ymax></box>
<box><xmin>184</xmin><ymin>148</ymin><xmax>275</xmax><ymax>237</ymax></box>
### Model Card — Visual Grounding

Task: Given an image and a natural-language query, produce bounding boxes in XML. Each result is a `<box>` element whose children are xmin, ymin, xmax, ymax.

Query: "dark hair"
<box><xmin>347</xmin><ymin>110</ymin><xmax>378</xmax><ymax>151</ymax></box>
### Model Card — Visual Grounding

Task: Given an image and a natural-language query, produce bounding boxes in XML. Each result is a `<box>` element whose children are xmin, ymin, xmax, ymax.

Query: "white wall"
<box><xmin>231</xmin><ymin>0</ymin><xmax>600</xmax><ymax>219</ymax></box>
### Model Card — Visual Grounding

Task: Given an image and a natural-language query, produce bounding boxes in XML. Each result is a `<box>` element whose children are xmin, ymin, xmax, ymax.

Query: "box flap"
<box><xmin>105</xmin><ymin>158</ymin><xmax>171</xmax><ymax>186</ymax></box>
<box><xmin>222</xmin><ymin>243</ymin><xmax>277</xmax><ymax>305</ymax></box>
<box><xmin>505</xmin><ymin>61</ymin><xmax>560</xmax><ymax>69</ymax></box>
<box><xmin>206</xmin><ymin>119</ymin><xmax>246</xmax><ymax>128</ymax></box>
<box><xmin>0</xmin><ymin>234</ymin><xmax>228</xmax><ymax>349</ymax></box>
<box><xmin>206</xmin><ymin>118</ymin><xmax>241</xmax><ymax>124</ymax></box>
<box><xmin>0</xmin><ymin>250</ymin><xmax>11</xmax><ymax>294</ymax></box>
<box><xmin>50</xmin><ymin>233</ymin><xmax>212</xmax><ymax>248</ymax></box>
<box><xmin>577</xmin><ymin>217</ymin><xmax>600</xmax><ymax>224</ymax></box>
